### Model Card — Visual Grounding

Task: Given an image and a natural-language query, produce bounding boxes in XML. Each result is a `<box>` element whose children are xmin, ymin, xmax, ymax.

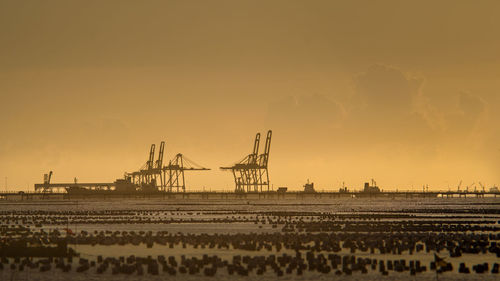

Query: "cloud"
<box><xmin>353</xmin><ymin>64</ymin><xmax>423</xmax><ymax>115</ymax></box>
<box><xmin>265</xmin><ymin>64</ymin><xmax>438</xmax><ymax>147</ymax></box>
<box><xmin>456</xmin><ymin>91</ymin><xmax>486</xmax><ymax>130</ymax></box>
<box><xmin>263</xmin><ymin>65</ymin><xmax>448</xmax><ymax>188</ymax></box>
<box><xmin>267</xmin><ymin>93</ymin><xmax>345</xmax><ymax>135</ymax></box>
<box><xmin>346</xmin><ymin>64</ymin><xmax>436</xmax><ymax>147</ymax></box>
<box><xmin>440</xmin><ymin>91</ymin><xmax>488</xmax><ymax>152</ymax></box>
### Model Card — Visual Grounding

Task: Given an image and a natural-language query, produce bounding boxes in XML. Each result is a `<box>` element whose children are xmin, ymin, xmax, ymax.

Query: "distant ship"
<box><xmin>362</xmin><ymin>179</ymin><xmax>381</xmax><ymax>193</ymax></box>
<box><xmin>354</xmin><ymin>179</ymin><xmax>382</xmax><ymax>197</ymax></box>
<box><xmin>303</xmin><ymin>180</ymin><xmax>316</xmax><ymax>193</ymax></box>
<box><xmin>66</xmin><ymin>178</ymin><xmax>160</xmax><ymax>196</ymax></box>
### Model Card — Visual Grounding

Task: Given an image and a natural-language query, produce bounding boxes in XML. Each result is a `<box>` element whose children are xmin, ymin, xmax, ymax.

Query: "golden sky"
<box><xmin>1</xmin><ymin>0</ymin><xmax>499</xmax><ymax>191</ymax></box>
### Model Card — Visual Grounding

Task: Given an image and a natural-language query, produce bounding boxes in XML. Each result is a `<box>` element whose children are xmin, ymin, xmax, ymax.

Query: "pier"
<box><xmin>1</xmin><ymin>190</ymin><xmax>499</xmax><ymax>201</ymax></box>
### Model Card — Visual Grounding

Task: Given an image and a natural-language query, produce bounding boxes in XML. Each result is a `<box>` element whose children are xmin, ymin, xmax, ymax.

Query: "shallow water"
<box><xmin>1</xmin><ymin>197</ymin><xmax>499</xmax><ymax>280</ymax></box>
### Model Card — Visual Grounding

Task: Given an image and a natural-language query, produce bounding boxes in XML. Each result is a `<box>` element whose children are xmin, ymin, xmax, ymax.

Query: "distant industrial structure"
<box><xmin>126</xmin><ymin>141</ymin><xmax>209</xmax><ymax>193</ymax></box>
<box><xmin>34</xmin><ymin>141</ymin><xmax>209</xmax><ymax>195</ymax></box>
<box><xmin>303</xmin><ymin>180</ymin><xmax>316</xmax><ymax>193</ymax></box>
<box><xmin>220</xmin><ymin>130</ymin><xmax>272</xmax><ymax>193</ymax></box>
<box><xmin>23</xmin><ymin>129</ymin><xmax>500</xmax><ymax>200</ymax></box>
<box><xmin>363</xmin><ymin>179</ymin><xmax>381</xmax><ymax>193</ymax></box>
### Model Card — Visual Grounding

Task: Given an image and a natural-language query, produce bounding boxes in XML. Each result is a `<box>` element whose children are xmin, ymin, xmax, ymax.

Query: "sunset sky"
<box><xmin>1</xmin><ymin>0</ymin><xmax>499</xmax><ymax>191</ymax></box>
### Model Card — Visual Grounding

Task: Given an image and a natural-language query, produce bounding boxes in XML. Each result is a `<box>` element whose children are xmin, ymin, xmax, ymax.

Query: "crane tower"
<box><xmin>221</xmin><ymin>130</ymin><xmax>272</xmax><ymax>193</ymax></box>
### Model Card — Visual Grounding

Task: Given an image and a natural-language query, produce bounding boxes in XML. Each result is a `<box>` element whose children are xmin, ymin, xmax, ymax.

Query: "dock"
<box><xmin>1</xmin><ymin>190</ymin><xmax>499</xmax><ymax>201</ymax></box>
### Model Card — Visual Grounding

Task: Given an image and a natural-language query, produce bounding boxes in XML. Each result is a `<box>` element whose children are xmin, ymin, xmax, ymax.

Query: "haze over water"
<box><xmin>1</xmin><ymin>1</ymin><xmax>500</xmax><ymax>191</ymax></box>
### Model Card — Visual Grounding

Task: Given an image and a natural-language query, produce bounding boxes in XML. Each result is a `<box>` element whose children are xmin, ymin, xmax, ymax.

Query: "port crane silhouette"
<box><xmin>220</xmin><ymin>130</ymin><xmax>272</xmax><ymax>193</ymax></box>
<box><xmin>127</xmin><ymin>141</ymin><xmax>209</xmax><ymax>192</ymax></box>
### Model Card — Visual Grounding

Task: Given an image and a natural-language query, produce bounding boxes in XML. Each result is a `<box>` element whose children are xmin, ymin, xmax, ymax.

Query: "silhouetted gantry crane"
<box><xmin>164</xmin><ymin>153</ymin><xmax>209</xmax><ymax>192</ymax></box>
<box><xmin>127</xmin><ymin>141</ymin><xmax>209</xmax><ymax>192</ymax></box>
<box><xmin>37</xmin><ymin>171</ymin><xmax>53</xmax><ymax>194</ymax></box>
<box><xmin>220</xmin><ymin>130</ymin><xmax>272</xmax><ymax>193</ymax></box>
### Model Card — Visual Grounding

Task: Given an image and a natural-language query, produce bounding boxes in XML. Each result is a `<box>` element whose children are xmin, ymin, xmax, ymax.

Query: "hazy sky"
<box><xmin>1</xmin><ymin>0</ymin><xmax>499</xmax><ymax>191</ymax></box>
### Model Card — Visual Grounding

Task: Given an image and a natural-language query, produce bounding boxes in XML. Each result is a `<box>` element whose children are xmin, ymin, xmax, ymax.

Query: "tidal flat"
<box><xmin>0</xmin><ymin>198</ymin><xmax>499</xmax><ymax>280</ymax></box>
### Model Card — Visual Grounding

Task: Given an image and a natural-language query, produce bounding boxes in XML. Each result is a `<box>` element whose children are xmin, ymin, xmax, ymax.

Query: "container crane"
<box><xmin>221</xmin><ymin>130</ymin><xmax>272</xmax><ymax>193</ymax></box>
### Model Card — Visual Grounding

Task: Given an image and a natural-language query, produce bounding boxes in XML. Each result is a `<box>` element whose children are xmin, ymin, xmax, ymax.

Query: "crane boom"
<box><xmin>147</xmin><ymin>144</ymin><xmax>156</xmax><ymax>170</ymax></box>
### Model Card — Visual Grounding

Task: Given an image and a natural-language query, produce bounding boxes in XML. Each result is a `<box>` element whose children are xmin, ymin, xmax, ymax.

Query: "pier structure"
<box><xmin>126</xmin><ymin>141</ymin><xmax>209</xmax><ymax>192</ymax></box>
<box><xmin>34</xmin><ymin>140</ymin><xmax>209</xmax><ymax>194</ymax></box>
<box><xmin>4</xmin><ymin>189</ymin><xmax>500</xmax><ymax>201</ymax></box>
<box><xmin>34</xmin><ymin>182</ymin><xmax>115</xmax><ymax>193</ymax></box>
